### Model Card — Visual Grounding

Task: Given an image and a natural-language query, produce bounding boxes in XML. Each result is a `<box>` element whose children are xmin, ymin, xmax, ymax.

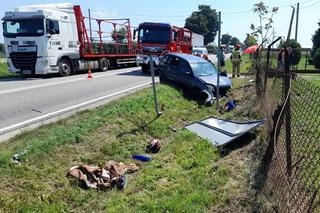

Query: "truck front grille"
<box><xmin>10</xmin><ymin>52</ymin><xmax>37</xmax><ymax>70</ymax></box>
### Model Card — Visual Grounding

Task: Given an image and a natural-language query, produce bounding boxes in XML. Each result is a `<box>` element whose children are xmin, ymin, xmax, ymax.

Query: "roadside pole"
<box><xmin>287</xmin><ymin>6</ymin><xmax>295</xmax><ymax>42</ymax></box>
<box><xmin>295</xmin><ymin>3</ymin><xmax>299</xmax><ymax>42</ymax></box>
<box><xmin>149</xmin><ymin>56</ymin><xmax>161</xmax><ymax>116</ymax></box>
<box><xmin>216</xmin><ymin>11</ymin><xmax>221</xmax><ymax>110</ymax></box>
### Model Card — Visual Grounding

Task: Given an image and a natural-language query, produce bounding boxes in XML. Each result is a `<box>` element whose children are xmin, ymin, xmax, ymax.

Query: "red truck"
<box><xmin>134</xmin><ymin>22</ymin><xmax>195</xmax><ymax>73</ymax></box>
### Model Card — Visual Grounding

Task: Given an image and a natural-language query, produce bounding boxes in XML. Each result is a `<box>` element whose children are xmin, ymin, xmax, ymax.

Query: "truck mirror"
<box><xmin>47</xmin><ymin>33</ymin><xmax>52</xmax><ymax>38</ymax></box>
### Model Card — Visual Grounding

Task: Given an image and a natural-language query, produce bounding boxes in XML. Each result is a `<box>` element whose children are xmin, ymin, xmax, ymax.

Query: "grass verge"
<box><xmin>225</xmin><ymin>54</ymin><xmax>253</xmax><ymax>74</ymax></box>
<box><xmin>0</xmin><ymin>63</ymin><xmax>19</xmax><ymax>78</ymax></box>
<box><xmin>0</xmin><ymin>80</ymin><xmax>262</xmax><ymax>212</ymax></box>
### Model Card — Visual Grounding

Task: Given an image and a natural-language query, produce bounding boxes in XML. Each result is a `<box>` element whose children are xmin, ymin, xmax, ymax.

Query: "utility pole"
<box><xmin>287</xmin><ymin>6</ymin><xmax>295</xmax><ymax>42</ymax></box>
<box><xmin>295</xmin><ymin>2</ymin><xmax>300</xmax><ymax>42</ymax></box>
<box><xmin>216</xmin><ymin>11</ymin><xmax>221</xmax><ymax>110</ymax></box>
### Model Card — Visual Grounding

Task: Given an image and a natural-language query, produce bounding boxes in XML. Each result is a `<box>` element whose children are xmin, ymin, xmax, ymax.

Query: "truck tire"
<box><xmin>141</xmin><ymin>64</ymin><xmax>149</xmax><ymax>73</ymax></box>
<box><xmin>58</xmin><ymin>59</ymin><xmax>72</xmax><ymax>77</ymax></box>
<box><xmin>99</xmin><ymin>58</ymin><xmax>109</xmax><ymax>71</ymax></box>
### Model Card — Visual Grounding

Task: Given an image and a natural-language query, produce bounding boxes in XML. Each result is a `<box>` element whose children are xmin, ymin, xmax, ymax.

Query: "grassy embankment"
<box><xmin>0</xmin><ymin>79</ymin><xmax>263</xmax><ymax>212</ymax></box>
<box><xmin>0</xmin><ymin>62</ymin><xmax>19</xmax><ymax>78</ymax></box>
<box><xmin>225</xmin><ymin>54</ymin><xmax>253</xmax><ymax>74</ymax></box>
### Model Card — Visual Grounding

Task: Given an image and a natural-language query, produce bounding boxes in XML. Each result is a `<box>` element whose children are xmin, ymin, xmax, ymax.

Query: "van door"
<box><xmin>178</xmin><ymin>60</ymin><xmax>193</xmax><ymax>89</ymax></box>
<box><xmin>167</xmin><ymin>56</ymin><xmax>181</xmax><ymax>81</ymax></box>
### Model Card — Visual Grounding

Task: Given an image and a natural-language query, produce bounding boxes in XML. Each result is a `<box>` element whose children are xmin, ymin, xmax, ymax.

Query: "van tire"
<box><xmin>159</xmin><ymin>72</ymin><xmax>167</xmax><ymax>83</ymax></box>
<box><xmin>141</xmin><ymin>64</ymin><xmax>149</xmax><ymax>73</ymax></box>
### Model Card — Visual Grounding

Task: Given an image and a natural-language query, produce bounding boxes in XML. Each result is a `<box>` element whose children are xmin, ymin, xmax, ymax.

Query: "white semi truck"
<box><xmin>2</xmin><ymin>3</ymin><xmax>137</xmax><ymax>76</ymax></box>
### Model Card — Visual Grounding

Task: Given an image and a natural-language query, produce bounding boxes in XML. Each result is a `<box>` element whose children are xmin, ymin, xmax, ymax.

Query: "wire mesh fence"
<box><xmin>258</xmin><ymin>48</ymin><xmax>320</xmax><ymax>212</ymax></box>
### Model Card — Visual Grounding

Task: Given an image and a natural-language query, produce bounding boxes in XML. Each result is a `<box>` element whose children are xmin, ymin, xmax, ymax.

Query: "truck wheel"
<box><xmin>141</xmin><ymin>64</ymin><xmax>149</xmax><ymax>73</ymax></box>
<box><xmin>58</xmin><ymin>59</ymin><xmax>72</xmax><ymax>77</ymax></box>
<box><xmin>99</xmin><ymin>58</ymin><xmax>109</xmax><ymax>71</ymax></box>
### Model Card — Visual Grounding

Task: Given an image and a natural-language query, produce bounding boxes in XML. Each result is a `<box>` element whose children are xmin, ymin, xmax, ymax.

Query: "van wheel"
<box><xmin>141</xmin><ymin>64</ymin><xmax>149</xmax><ymax>73</ymax></box>
<box><xmin>159</xmin><ymin>72</ymin><xmax>167</xmax><ymax>83</ymax></box>
<box><xmin>99</xmin><ymin>58</ymin><xmax>109</xmax><ymax>71</ymax></box>
<box><xmin>58</xmin><ymin>59</ymin><xmax>72</xmax><ymax>77</ymax></box>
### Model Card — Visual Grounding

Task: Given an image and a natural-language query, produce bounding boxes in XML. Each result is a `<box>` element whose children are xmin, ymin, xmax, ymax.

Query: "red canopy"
<box><xmin>243</xmin><ymin>44</ymin><xmax>259</xmax><ymax>54</ymax></box>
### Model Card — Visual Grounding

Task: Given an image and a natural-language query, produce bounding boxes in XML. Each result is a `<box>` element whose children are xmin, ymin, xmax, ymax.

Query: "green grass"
<box><xmin>298</xmin><ymin>74</ymin><xmax>320</xmax><ymax>86</ymax></box>
<box><xmin>225</xmin><ymin>54</ymin><xmax>253</xmax><ymax>74</ymax></box>
<box><xmin>295</xmin><ymin>54</ymin><xmax>317</xmax><ymax>71</ymax></box>
<box><xmin>0</xmin><ymin>83</ymin><xmax>260</xmax><ymax>212</ymax></box>
<box><xmin>0</xmin><ymin>63</ymin><xmax>19</xmax><ymax>78</ymax></box>
<box><xmin>310</xmin><ymin>79</ymin><xmax>320</xmax><ymax>86</ymax></box>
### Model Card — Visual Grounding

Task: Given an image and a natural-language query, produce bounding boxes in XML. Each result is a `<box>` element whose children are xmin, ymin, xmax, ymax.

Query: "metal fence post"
<box><xmin>284</xmin><ymin>48</ymin><xmax>292</xmax><ymax>176</ymax></box>
<box><xmin>149</xmin><ymin>56</ymin><xmax>161</xmax><ymax>116</ymax></box>
<box><xmin>216</xmin><ymin>11</ymin><xmax>221</xmax><ymax>110</ymax></box>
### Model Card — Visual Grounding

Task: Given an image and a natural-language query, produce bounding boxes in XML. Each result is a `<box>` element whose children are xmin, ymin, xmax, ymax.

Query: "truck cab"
<box><xmin>135</xmin><ymin>22</ymin><xmax>192</xmax><ymax>73</ymax></box>
<box><xmin>2</xmin><ymin>3</ymin><xmax>79</xmax><ymax>76</ymax></box>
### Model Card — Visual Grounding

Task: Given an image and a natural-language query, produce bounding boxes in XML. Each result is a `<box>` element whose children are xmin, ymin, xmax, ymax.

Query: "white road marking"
<box><xmin>0</xmin><ymin>82</ymin><xmax>151</xmax><ymax>135</ymax></box>
<box><xmin>0</xmin><ymin>68</ymin><xmax>140</xmax><ymax>95</ymax></box>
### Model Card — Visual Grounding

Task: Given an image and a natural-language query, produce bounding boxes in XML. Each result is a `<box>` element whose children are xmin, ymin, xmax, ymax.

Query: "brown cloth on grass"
<box><xmin>67</xmin><ymin>160</ymin><xmax>139</xmax><ymax>190</ymax></box>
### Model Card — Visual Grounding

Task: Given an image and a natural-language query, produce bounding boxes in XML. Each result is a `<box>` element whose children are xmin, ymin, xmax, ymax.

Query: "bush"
<box><xmin>312</xmin><ymin>48</ymin><xmax>320</xmax><ymax>69</ymax></box>
<box><xmin>205</xmin><ymin>45</ymin><xmax>217</xmax><ymax>54</ymax></box>
<box><xmin>280</xmin><ymin>39</ymin><xmax>302</xmax><ymax>66</ymax></box>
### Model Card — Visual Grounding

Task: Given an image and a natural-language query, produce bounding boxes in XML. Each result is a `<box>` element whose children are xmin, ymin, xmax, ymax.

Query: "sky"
<box><xmin>1</xmin><ymin>0</ymin><xmax>320</xmax><ymax>47</ymax></box>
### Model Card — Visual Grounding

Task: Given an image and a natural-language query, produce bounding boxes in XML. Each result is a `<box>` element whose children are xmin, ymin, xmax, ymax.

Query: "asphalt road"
<box><xmin>0</xmin><ymin>54</ymin><xmax>230</xmax><ymax>141</ymax></box>
<box><xmin>0</xmin><ymin>67</ymin><xmax>154</xmax><ymax>139</ymax></box>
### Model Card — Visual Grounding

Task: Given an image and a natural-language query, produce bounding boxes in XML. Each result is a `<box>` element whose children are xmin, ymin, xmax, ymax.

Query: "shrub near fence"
<box><xmin>257</xmin><ymin>48</ymin><xmax>320</xmax><ymax>212</ymax></box>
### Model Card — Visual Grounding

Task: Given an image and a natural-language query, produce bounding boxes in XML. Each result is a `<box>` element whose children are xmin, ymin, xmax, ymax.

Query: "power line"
<box><xmin>89</xmin><ymin>1</ymin><xmax>320</xmax><ymax>21</ymax></box>
<box><xmin>301</xmin><ymin>0</ymin><xmax>320</xmax><ymax>8</ymax></box>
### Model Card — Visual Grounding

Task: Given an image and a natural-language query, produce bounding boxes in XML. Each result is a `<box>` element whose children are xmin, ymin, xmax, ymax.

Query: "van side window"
<box><xmin>46</xmin><ymin>19</ymin><xmax>60</xmax><ymax>34</ymax></box>
<box><xmin>171</xmin><ymin>56</ymin><xmax>180</xmax><ymax>66</ymax></box>
<box><xmin>164</xmin><ymin>56</ymin><xmax>173</xmax><ymax>65</ymax></box>
<box><xmin>180</xmin><ymin>61</ymin><xmax>191</xmax><ymax>73</ymax></box>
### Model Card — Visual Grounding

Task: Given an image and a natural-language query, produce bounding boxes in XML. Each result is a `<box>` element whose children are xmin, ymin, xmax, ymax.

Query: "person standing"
<box><xmin>217</xmin><ymin>47</ymin><xmax>226</xmax><ymax>76</ymax></box>
<box><xmin>230</xmin><ymin>44</ymin><xmax>242</xmax><ymax>78</ymax></box>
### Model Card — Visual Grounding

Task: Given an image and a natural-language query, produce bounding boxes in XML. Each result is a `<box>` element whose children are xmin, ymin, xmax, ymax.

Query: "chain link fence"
<box><xmin>256</xmin><ymin>48</ymin><xmax>320</xmax><ymax>212</ymax></box>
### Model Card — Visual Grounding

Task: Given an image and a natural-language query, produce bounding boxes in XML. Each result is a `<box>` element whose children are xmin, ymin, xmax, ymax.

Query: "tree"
<box><xmin>185</xmin><ymin>5</ymin><xmax>219</xmax><ymax>45</ymax></box>
<box><xmin>205</xmin><ymin>44</ymin><xmax>217</xmax><ymax>54</ymax></box>
<box><xmin>112</xmin><ymin>27</ymin><xmax>127</xmax><ymax>43</ymax></box>
<box><xmin>250</xmin><ymin>1</ymin><xmax>278</xmax><ymax>45</ymax></box>
<box><xmin>280</xmin><ymin>39</ymin><xmax>302</xmax><ymax>66</ymax></box>
<box><xmin>244</xmin><ymin>34</ymin><xmax>257</xmax><ymax>48</ymax></box>
<box><xmin>230</xmin><ymin>37</ymin><xmax>240</xmax><ymax>46</ymax></box>
<box><xmin>312</xmin><ymin>48</ymin><xmax>320</xmax><ymax>69</ymax></box>
<box><xmin>311</xmin><ymin>22</ymin><xmax>320</xmax><ymax>59</ymax></box>
<box><xmin>221</xmin><ymin>34</ymin><xmax>232</xmax><ymax>45</ymax></box>
<box><xmin>0</xmin><ymin>43</ymin><xmax>5</xmax><ymax>58</ymax></box>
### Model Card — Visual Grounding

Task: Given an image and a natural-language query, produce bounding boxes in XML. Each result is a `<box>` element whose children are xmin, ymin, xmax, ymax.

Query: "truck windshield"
<box><xmin>139</xmin><ymin>28</ymin><xmax>170</xmax><ymax>44</ymax></box>
<box><xmin>3</xmin><ymin>18</ymin><xmax>44</xmax><ymax>38</ymax></box>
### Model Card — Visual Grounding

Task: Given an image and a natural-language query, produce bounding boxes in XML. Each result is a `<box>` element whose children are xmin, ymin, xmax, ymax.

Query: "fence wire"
<box><xmin>260</xmin><ymin>48</ymin><xmax>320</xmax><ymax>212</ymax></box>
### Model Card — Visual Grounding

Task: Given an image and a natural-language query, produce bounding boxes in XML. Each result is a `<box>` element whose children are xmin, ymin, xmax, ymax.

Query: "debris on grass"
<box><xmin>145</xmin><ymin>138</ymin><xmax>161</xmax><ymax>153</ymax></box>
<box><xmin>67</xmin><ymin>160</ymin><xmax>139</xmax><ymax>190</ymax></box>
<box><xmin>11</xmin><ymin>149</ymin><xmax>27</xmax><ymax>164</ymax></box>
<box><xmin>225</xmin><ymin>100</ymin><xmax>237</xmax><ymax>112</ymax></box>
<box><xmin>132</xmin><ymin>154</ymin><xmax>152</xmax><ymax>162</ymax></box>
<box><xmin>185</xmin><ymin>117</ymin><xmax>265</xmax><ymax>147</ymax></box>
